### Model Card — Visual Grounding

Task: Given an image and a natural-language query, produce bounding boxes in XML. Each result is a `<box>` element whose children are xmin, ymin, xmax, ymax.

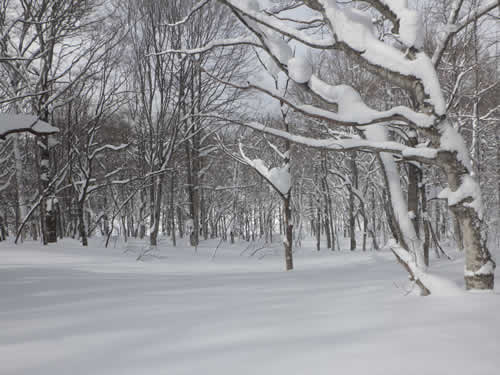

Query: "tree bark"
<box><xmin>349</xmin><ymin>153</ymin><xmax>357</xmax><ymax>251</ymax></box>
<box><xmin>150</xmin><ymin>175</ymin><xmax>163</xmax><ymax>247</ymax></box>
<box><xmin>283</xmin><ymin>194</ymin><xmax>293</xmax><ymax>270</ymax></box>
<box><xmin>78</xmin><ymin>202</ymin><xmax>88</xmax><ymax>247</ymax></box>
<box><xmin>441</xmin><ymin>145</ymin><xmax>495</xmax><ymax>290</ymax></box>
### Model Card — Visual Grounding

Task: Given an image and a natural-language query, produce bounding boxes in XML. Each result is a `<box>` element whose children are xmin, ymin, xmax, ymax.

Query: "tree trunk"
<box><xmin>441</xmin><ymin>143</ymin><xmax>495</xmax><ymax>290</ymax></box>
<box><xmin>420</xmin><ymin>172</ymin><xmax>430</xmax><ymax>267</ymax></box>
<box><xmin>452</xmin><ymin>212</ymin><xmax>464</xmax><ymax>251</ymax></box>
<box><xmin>39</xmin><ymin>135</ymin><xmax>57</xmax><ymax>244</ymax></box>
<box><xmin>283</xmin><ymin>195</ymin><xmax>293</xmax><ymax>271</ymax></box>
<box><xmin>316</xmin><ymin>206</ymin><xmax>321</xmax><ymax>251</ymax></box>
<box><xmin>78</xmin><ymin>202</ymin><xmax>88</xmax><ymax>247</ymax></box>
<box><xmin>407</xmin><ymin>135</ymin><xmax>420</xmax><ymax>236</ymax></box>
<box><xmin>349</xmin><ymin>153</ymin><xmax>357</xmax><ymax>251</ymax></box>
<box><xmin>170</xmin><ymin>173</ymin><xmax>176</xmax><ymax>247</ymax></box>
<box><xmin>150</xmin><ymin>176</ymin><xmax>163</xmax><ymax>247</ymax></box>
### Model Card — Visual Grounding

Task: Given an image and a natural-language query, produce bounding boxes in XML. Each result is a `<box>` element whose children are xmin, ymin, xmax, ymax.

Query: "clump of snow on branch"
<box><xmin>239</xmin><ymin>143</ymin><xmax>291</xmax><ymax>196</ymax></box>
<box><xmin>382</xmin><ymin>0</ymin><xmax>424</xmax><ymax>48</ymax></box>
<box><xmin>439</xmin><ymin>121</ymin><xmax>473</xmax><ymax>173</ymax></box>
<box><xmin>288</xmin><ymin>56</ymin><xmax>313</xmax><ymax>84</ymax></box>
<box><xmin>265</xmin><ymin>35</ymin><xmax>293</xmax><ymax>65</ymax></box>
<box><xmin>307</xmin><ymin>75</ymin><xmax>434</xmax><ymax>127</ymax></box>
<box><xmin>243</xmin><ymin>0</ymin><xmax>260</xmax><ymax>12</ymax></box>
<box><xmin>240</xmin><ymin>0</ymin><xmax>290</xmax><ymax>66</ymax></box>
<box><xmin>438</xmin><ymin>174</ymin><xmax>483</xmax><ymax>219</ymax></box>
<box><xmin>320</xmin><ymin>0</ymin><xmax>445</xmax><ymax>114</ymax></box>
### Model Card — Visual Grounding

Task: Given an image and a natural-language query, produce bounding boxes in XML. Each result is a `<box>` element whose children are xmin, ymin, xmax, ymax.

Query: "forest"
<box><xmin>0</xmin><ymin>1</ymin><xmax>499</xmax><ymax>373</ymax></box>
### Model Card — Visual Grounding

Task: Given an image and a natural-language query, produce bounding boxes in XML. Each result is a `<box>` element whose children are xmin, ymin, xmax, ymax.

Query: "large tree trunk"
<box><xmin>439</xmin><ymin>131</ymin><xmax>495</xmax><ymax>290</ymax></box>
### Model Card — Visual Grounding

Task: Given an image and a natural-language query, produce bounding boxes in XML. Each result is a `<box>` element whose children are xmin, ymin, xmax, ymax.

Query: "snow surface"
<box><xmin>1</xmin><ymin>237</ymin><xmax>499</xmax><ymax>375</ymax></box>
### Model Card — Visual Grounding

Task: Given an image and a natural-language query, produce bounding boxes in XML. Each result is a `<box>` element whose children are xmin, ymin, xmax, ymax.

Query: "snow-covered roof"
<box><xmin>0</xmin><ymin>113</ymin><xmax>59</xmax><ymax>140</ymax></box>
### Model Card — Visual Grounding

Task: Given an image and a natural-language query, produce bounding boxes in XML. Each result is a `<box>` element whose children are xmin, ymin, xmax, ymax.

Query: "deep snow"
<box><xmin>1</xmin><ymin>237</ymin><xmax>499</xmax><ymax>375</ymax></box>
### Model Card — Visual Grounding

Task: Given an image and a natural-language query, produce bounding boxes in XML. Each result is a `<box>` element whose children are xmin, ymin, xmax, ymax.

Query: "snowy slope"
<box><xmin>1</xmin><ymin>238</ymin><xmax>499</xmax><ymax>375</ymax></box>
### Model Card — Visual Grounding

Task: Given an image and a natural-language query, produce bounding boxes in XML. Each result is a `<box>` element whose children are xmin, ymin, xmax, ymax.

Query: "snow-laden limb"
<box><xmin>89</xmin><ymin>143</ymin><xmax>128</xmax><ymax>161</ymax></box>
<box><xmin>239</xmin><ymin>143</ymin><xmax>291</xmax><ymax>196</ymax></box>
<box><xmin>438</xmin><ymin>175</ymin><xmax>483</xmax><ymax>219</ymax></box>
<box><xmin>221</xmin><ymin>0</ymin><xmax>336</xmax><ymax>49</ymax></box>
<box><xmin>288</xmin><ymin>56</ymin><xmax>313</xmax><ymax>84</ymax></box>
<box><xmin>307</xmin><ymin>75</ymin><xmax>435</xmax><ymax>127</ymax></box>
<box><xmin>152</xmin><ymin>37</ymin><xmax>261</xmax><ymax>56</ymax></box>
<box><xmin>0</xmin><ymin>113</ymin><xmax>59</xmax><ymax>139</ymax></box>
<box><xmin>390</xmin><ymin>240</ymin><xmax>466</xmax><ymax>296</ymax></box>
<box><xmin>377</xmin><ymin>0</ymin><xmax>424</xmax><ymax>48</ymax></box>
<box><xmin>231</xmin><ymin>74</ymin><xmax>434</xmax><ymax>127</ymax></box>
<box><xmin>389</xmin><ymin>240</ymin><xmax>430</xmax><ymax>295</ymax></box>
<box><xmin>438</xmin><ymin>119</ymin><xmax>473</xmax><ymax>173</ymax></box>
<box><xmin>267</xmin><ymin>140</ymin><xmax>288</xmax><ymax>160</ymax></box>
<box><xmin>239</xmin><ymin>120</ymin><xmax>438</xmax><ymax>164</ymax></box>
<box><xmin>161</xmin><ymin>0</ymin><xmax>212</xmax><ymax>27</ymax></box>
<box><xmin>315</xmin><ymin>0</ymin><xmax>445</xmax><ymax>114</ymax></box>
<box><xmin>365</xmin><ymin>125</ymin><xmax>426</xmax><ymax>270</ymax></box>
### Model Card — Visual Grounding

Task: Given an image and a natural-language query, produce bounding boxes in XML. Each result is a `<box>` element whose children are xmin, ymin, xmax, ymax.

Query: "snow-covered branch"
<box><xmin>161</xmin><ymin>0</ymin><xmax>212</xmax><ymax>27</ymax></box>
<box><xmin>89</xmin><ymin>143</ymin><xmax>129</xmax><ymax>161</ymax></box>
<box><xmin>229</xmin><ymin>119</ymin><xmax>440</xmax><ymax>165</ymax></box>
<box><xmin>239</xmin><ymin>143</ymin><xmax>291</xmax><ymax>198</ymax></box>
<box><xmin>152</xmin><ymin>37</ymin><xmax>261</xmax><ymax>56</ymax></box>
<box><xmin>220</xmin><ymin>0</ymin><xmax>335</xmax><ymax>50</ymax></box>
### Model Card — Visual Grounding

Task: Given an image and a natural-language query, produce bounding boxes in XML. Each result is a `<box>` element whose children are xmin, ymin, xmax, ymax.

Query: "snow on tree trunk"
<box><xmin>437</xmin><ymin>124</ymin><xmax>495</xmax><ymax>290</ymax></box>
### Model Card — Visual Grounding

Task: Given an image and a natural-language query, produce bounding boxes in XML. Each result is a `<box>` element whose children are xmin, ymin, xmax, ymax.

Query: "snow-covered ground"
<box><xmin>1</xmin><ymin>237</ymin><xmax>499</xmax><ymax>375</ymax></box>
